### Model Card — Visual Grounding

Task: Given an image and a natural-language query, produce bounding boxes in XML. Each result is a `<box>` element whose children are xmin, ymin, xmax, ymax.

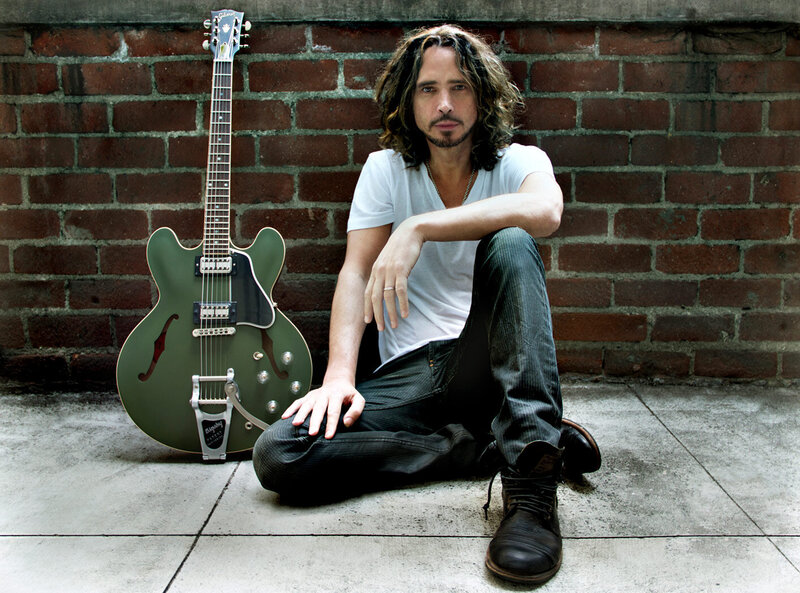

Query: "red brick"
<box><xmin>297</xmin><ymin>98</ymin><xmax>379</xmax><ymax>130</ymax></box>
<box><xmin>615</xmin><ymin>280</ymin><xmax>697</xmax><ymax>307</ymax></box>
<box><xmin>783</xmin><ymin>353</ymin><xmax>800</xmax><ymax>379</ymax></box>
<box><xmin>0</xmin><ymin>63</ymin><xmax>58</xmax><ymax>95</ymax></box>
<box><xmin>124</xmin><ymin>28</ymin><xmax>206</xmax><ymax>57</ymax></box>
<box><xmin>693</xmin><ymin>29</ymin><xmax>782</xmax><ymax>55</ymax></box>
<box><xmin>241</xmin><ymin>208</ymin><xmax>329</xmax><ymax>240</ymax></box>
<box><xmin>741</xmin><ymin>313</ymin><xmax>800</xmax><ymax>341</ymax></box>
<box><xmin>754</xmin><ymin>173</ymin><xmax>800</xmax><ymax>204</ymax></box>
<box><xmin>28</xmin><ymin>315</ymin><xmax>112</xmax><ymax>348</ymax></box>
<box><xmin>231</xmin><ymin>172</ymin><xmax>294</xmax><ymax>204</ymax></box>
<box><xmin>344</xmin><ymin>59</ymin><xmax>386</xmax><ymax>91</ymax></box>
<box><xmin>117</xmin><ymin>173</ymin><xmax>202</xmax><ymax>204</ymax></box>
<box><xmin>29</xmin><ymin>174</ymin><xmax>112</xmax><ymax>204</ymax></box>
<box><xmin>231</xmin><ymin>100</ymin><xmax>291</xmax><ymax>131</ymax></box>
<box><xmin>168</xmin><ymin>136</ymin><xmax>254</xmax><ymax>168</ymax></box>
<box><xmin>32</xmin><ymin>29</ymin><xmax>119</xmax><ymax>56</ymax></box>
<box><xmin>547</xmin><ymin>278</ymin><xmax>611</xmax><ymax>307</ymax></box>
<box><xmin>744</xmin><ymin>245</ymin><xmax>800</xmax><ymax>275</ymax></box>
<box><xmin>0</xmin><ymin>315</ymin><xmax>25</xmax><ymax>348</ymax></box>
<box><xmin>354</xmin><ymin>134</ymin><xmax>381</xmax><ymax>164</ymax></box>
<box><xmin>575</xmin><ymin>172</ymin><xmax>661</xmax><ymax>204</ymax></box>
<box><xmin>615</xmin><ymin>208</ymin><xmax>697</xmax><ymax>240</ymax></box>
<box><xmin>505</xmin><ymin>26</ymin><xmax>596</xmax><ymax>54</ymax></box>
<box><xmin>531</xmin><ymin>61</ymin><xmax>618</xmax><ymax>92</ymax></box>
<box><xmin>632</xmin><ymin>135</ymin><xmax>718</xmax><ymax>166</ymax></box>
<box><xmin>151</xmin><ymin>209</ymin><xmax>204</xmax><ymax>242</ymax></box>
<box><xmin>788</xmin><ymin>33</ymin><xmax>800</xmax><ymax>56</ymax></box>
<box><xmin>556</xmin><ymin>348</ymin><xmax>604</xmax><ymax>375</ymax></box>
<box><xmin>273</xmin><ymin>277</ymin><xmax>337</xmax><ymax>312</ymax></box>
<box><xmin>249</xmin><ymin>60</ymin><xmax>337</xmax><ymax>92</ymax></box>
<box><xmin>113</xmin><ymin>101</ymin><xmax>197</xmax><ymax>132</ymax></box>
<box><xmin>0</xmin><ymin>246</ymin><xmax>8</xmax><ymax>273</ymax></box>
<box><xmin>722</xmin><ymin>137</ymin><xmax>800</xmax><ymax>167</ymax></box>
<box><xmin>652</xmin><ymin>314</ymin><xmax>734</xmax><ymax>342</ymax></box>
<box><xmin>20</xmin><ymin>102</ymin><xmax>107</xmax><ymax>134</ymax></box>
<box><xmin>699</xmin><ymin>279</ymin><xmax>781</xmax><ymax>309</ymax></box>
<box><xmin>701</xmin><ymin>209</ymin><xmax>790</xmax><ymax>240</ymax></box>
<box><xmin>551</xmin><ymin>208</ymin><xmax>608</xmax><ymax>238</ymax></box>
<box><xmin>541</xmin><ymin>135</ymin><xmax>629</xmax><ymax>167</ymax></box>
<box><xmin>504</xmin><ymin>61</ymin><xmax>528</xmax><ymax>94</ymax></box>
<box><xmin>64</xmin><ymin>210</ymin><xmax>148</xmax><ymax>240</ymax></box>
<box><xmin>260</xmin><ymin>135</ymin><xmax>348</xmax><ymax>167</ymax></box>
<box><xmin>70</xmin><ymin>279</ymin><xmax>152</xmax><ymax>310</ymax></box>
<box><xmin>286</xmin><ymin>243</ymin><xmax>346</xmax><ymax>274</ymax></box>
<box><xmin>600</xmin><ymin>26</ymin><xmax>687</xmax><ymax>55</ymax></box>
<box><xmin>675</xmin><ymin>101</ymin><xmax>762</xmax><ymax>133</ymax></box>
<box><xmin>62</xmin><ymin>63</ymin><xmax>151</xmax><ymax>95</ymax></box>
<box><xmin>298</xmin><ymin>171</ymin><xmax>360</xmax><ymax>203</ymax></box>
<box><xmin>0</xmin><ymin>103</ymin><xmax>15</xmax><ymax>133</ymax></box>
<box><xmin>0</xmin><ymin>175</ymin><xmax>22</xmax><ymax>205</ymax></box>
<box><xmin>0</xmin><ymin>279</ymin><xmax>65</xmax><ymax>308</ymax></box>
<box><xmin>311</xmin><ymin>25</ymin><xmax>403</xmax><ymax>52</ymax></box>
<box><xmin>582</xmin><ymin>98</ymin><xmax>668</xmax><ymax>130</ymax></box>
<box><xmin>785</xmin><ymin>280</ymin><xmax>800</xmax><ymax>308</ymax></box>
<box><xmin>247</xmin><ymin>25</ymin><xmax>307</xmax><ymax>54</ymax></box>
<box><xmin>769</xmin><ymin>100</ymin><xmax>800</xmax><ymax>131</ymax></box>
<box><xmin>717</xmin><ymin>61</ymin><xmax>800</xmax><ymax>93</ymax></box>
<box><xmin>70</xmin><ymin>353</ymin><xmax>117</xmax><ymax>385</ymax></box>
<box><xmin>0</xmin><ymin>138</ymin><xmax>74</xmax><ymax>168</ymax></box>
<box><xmin>519</xmin><ymin>98</ymin><xmax>576</xmax><ymax>131</ymax></box>
<box><xmin>624</xmin><ymin>62</ymin><xmax>712</xmax><ymax>93</ymax></box>
<box><xmin>553</xmin><ymin>312</ymin><xmax>647</xmax><ymax>342</ymax></box>
<box><xmin>695</xmin><ymin>349</ymin><xmax>777</xmax><ymax>379</ymax></box>
<box><xmin>1</xmin><ymin>355</ymin><xmax>69</xmax><ymax>383</ymax></box>
<box><xmin>604</xmin><ymin>350</ymin><xmax>690</xmax><ymax>377</ymax></box>
<box><xmin>79</xmin><ymin>137</ymin><xmax>164</xmax><ymax>168</ymax></box>
<box><xmin>0</xmin><ymin>30</ymin><xmax>26</xmax><ymax>56</ymax></box>
<box><xmin>656</xmin><ymin>245</ymin><xmax>739</xmax><ymax>275</ymax></box>
<box><xmin>665</xmin><ymin>172</ymin><xmax>749</xmax><ymax>205</ymax></box>
<box><xmin>559</xmin><ymin>244</ymin><xmax>651</xmax><ymax>273</ymax></box>
<box><xmin>0</xmin><ymin>210</ymin><xmax>59</xmax><ymax>239</ymax></box>
<box><xmin>100</xmin><ymin>245</ymin><xmax>149</xmax><ymax>275</ymax></box>
<box><xmin>154</xmin><ymin>61</ymin><xmax>223</xmax><ymax>94</ymax></box>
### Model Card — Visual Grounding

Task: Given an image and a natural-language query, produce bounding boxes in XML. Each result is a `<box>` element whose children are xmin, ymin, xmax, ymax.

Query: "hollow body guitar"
<box><xmin>116</xmin><ymin>10</ymin><xmax>311</xmax><ymax>460</ymax></box>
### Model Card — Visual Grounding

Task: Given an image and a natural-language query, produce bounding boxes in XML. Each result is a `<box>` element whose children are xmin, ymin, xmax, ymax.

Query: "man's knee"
<box><xmin>252</xmin><ymin>419</ymin><xmax>301</xmax><ymax>493</ymax></box>
<box><xmin>476</xmin><ymin>227</ymin><xmax>543</xmax><ymax>277</ymax></box>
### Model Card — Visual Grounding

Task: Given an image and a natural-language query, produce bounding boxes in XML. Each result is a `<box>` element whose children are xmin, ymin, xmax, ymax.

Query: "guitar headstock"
<box><xmin>203</xmin><ymin>9</ymin><xmax>251</xmax><ymax>61</ymax></box>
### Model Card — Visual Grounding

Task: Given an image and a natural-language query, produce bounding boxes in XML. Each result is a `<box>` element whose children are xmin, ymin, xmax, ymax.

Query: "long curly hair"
<box><xmin>374</xmin><ymin>25</ymin><xmax>522</xmax><ymax>171</ymax></box>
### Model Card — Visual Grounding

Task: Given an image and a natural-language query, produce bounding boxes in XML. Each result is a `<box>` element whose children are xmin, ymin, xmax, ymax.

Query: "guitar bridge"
<box><xmin>190</xmin><ymin>368</ymin><xmax>238</xmax><ymax>461</ymax></box>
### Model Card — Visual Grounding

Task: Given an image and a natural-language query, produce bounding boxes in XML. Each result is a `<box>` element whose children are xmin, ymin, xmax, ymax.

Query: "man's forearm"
<box><xmin>323</xmin><ymin>267</ymin><xmax>370</xmax><ymax>385</ymax></box>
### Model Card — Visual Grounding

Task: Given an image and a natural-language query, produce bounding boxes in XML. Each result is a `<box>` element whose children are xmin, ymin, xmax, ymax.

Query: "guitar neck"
<box><xmin>203</xmin><ymin>59</ymin><xmax>234</xmax><ymax>257</ymax></box>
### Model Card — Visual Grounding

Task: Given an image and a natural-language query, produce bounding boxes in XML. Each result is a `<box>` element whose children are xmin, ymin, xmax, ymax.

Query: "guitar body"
<box><xmin>116</xmin><ymin>227</ymin><xmax>312</xmax><ymax>456</ymax></box>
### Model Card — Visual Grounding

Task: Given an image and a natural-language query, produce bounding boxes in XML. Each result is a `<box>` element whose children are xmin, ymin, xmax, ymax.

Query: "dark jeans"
<box><xmin>253</xmin><ymin>228</ymin><xmax>562</xmax><ymax>498</ymax></box>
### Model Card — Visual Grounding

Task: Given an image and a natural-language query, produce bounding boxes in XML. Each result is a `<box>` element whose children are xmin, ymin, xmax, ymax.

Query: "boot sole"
<box><xmin>485</xmin><ymin>552</ymin><xmax>562</xmax><ymax>584</ymax></box>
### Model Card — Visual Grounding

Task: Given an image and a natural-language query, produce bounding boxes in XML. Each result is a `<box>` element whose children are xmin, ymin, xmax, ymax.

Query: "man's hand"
<box><xmin>281</xmin><ymin>378</ymin><xmax>366</xmax><ymax>439</ymax></box>
<box><xmin>364</xmin><ymin>219</ymin><xmax>423</xmax><ymax>330</ymax></box>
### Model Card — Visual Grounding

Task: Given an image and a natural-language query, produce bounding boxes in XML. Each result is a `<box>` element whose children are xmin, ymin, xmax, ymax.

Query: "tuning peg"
<box><xmin>202</xmin><ymin>40</ymin><xmax>210</xmax><ymax>51</ymax></box>
<box><xmin>240</xmin><ymin>44</ymin><xmax>250</xmax><ymax>49</ymax></box>
<box><xmin>244</xmin><ymin>21</ymin><xmax>252</xmax><ymax>31</ymax></box>
<box><xmin>204</xmin><ymin>19</ymin><xmax>212</xmax><ymax>29</ymax></box>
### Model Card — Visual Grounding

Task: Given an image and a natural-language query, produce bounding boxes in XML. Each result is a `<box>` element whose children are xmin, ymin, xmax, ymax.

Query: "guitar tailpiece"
<box><xmin>190</xmin><ymin>369</ymin><xmax>236</xmax><ymax>461</ymax></box>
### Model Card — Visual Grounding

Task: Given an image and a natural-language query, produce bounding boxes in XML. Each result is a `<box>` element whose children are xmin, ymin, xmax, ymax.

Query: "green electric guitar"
<box><xmin>116</xmin><ymin>10</ymin><xmax>312</xmax><ymax>460</ymax></box>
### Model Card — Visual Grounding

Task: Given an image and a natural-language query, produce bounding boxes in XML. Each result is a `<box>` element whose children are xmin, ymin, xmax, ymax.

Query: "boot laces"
<box><xmin>483</xmin><ymin>471</ymin><xmax>557</xmax><ymax>520</ymax></box>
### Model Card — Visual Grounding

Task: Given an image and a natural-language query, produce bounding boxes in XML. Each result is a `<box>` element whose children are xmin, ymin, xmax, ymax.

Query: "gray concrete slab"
<box><xmin>633</xmin><ymin>384</ymin><xmax>800</xmax><ymax>536</ymax></box>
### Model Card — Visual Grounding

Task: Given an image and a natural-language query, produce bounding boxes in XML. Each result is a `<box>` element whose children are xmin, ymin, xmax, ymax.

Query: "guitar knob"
<box><xmin>267</xmin><ymin>400</ymin><xmax>279</xmax><ymax>414</ymax></box>
<box><xmin>281</xmin><ymin>351</ymin><xmax>294</xmax><ymax>367</ymax></box>
<box><xmin>257</xmin><ymin>370</ymin><xmax>269</xmax><ymax>384</ymax></box>
<box><xmin>290</xmin><ymin>381</ymin><xmax>302</xmax><ymax>395</ymax></box>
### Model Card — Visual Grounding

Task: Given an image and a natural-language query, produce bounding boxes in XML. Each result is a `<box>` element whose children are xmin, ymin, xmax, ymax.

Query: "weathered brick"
<box><xmin>124</xmin><ymin>28</ymin><xmax>206</xmax><ymax>57</ymax></box>
<box><xmin>614</xmin><ymin>208</ymin><xmax>698</xmax><ymax>240</ymax></box>
<box><xmin>249</xmin><ymin>60</ymin><xmax>337</xmax><ymax>92</ymax></box>
<box><xmin>344</xmin><ymin>59</ymin><xmax>386</xmax><ymax>90</ymax></box>
<box><xmin>547</xmin><ymin>278</ymin><xmax>611</xmax><ymax>307</ymax></box>
<box><xmin>575</xmin><ymin>172</ymin><xmax>661</xmax><ymax>204</ymax></box>
<box><xmin>62</xmin><ymin>63</ymin><xmax>151</xmax><ymax>95</ymax></box>
<box><xmin>695</xmin><ymin>349</ymin><xmax>778</xmax><ymax>379</ymax></box>
<box><xmin>741</xmin><ymin>313</ymin><xmax>800</xmax><ymax>341</ymax></box>
<box><xmin>1</xmin><ymin>355</ymin><xmax>70</xmax><ymax>383</ymax></box>
<box><xmin>717</xmin><ymin>61</ymin><xmax>800</xmax><ymax>93</ymax></box>
<box><xmin>150</xmin><ymin>209</ymin><xmax>204</xmax><ymax>242</ymax></box>
<box><xmin>354</xmin><ymin>134</ymin><xmax>381</xmax><ymax>164</ymax></box>
<box><xmin>553</xmin><ymin>312</ymin><xmax>647</xmax><ymax>342</ymax></box>
<box><xmin>231</xmin><ymin>100</ymin><xmax>291</xmax><ymax>131</ymax></box>
<box><xmin>556</xmin><ymin>348</ymin><xmax>604</xmax><ymax>375</ymax></box>
<box><xmin>600</xmin><ymin>26</ymin><xmax>687</xmax><ymax>55</ymax></box>
<box><xmin>0</xmin><ymin>103</ymin><xmax>15</xmax><ymax>133</ymax></box>
<box><xmin>154</xmin><ymin>61</ymin><xmax>221</xmax><ymax>94</ymax></box>
<box><xmin>297</xmin><ymin>98</ymin><xmax>380</xmax><ymax>130</ymax></box>
<box><xmin>783</xmin><ymin>353</ymin><xmax>800</xmax><ymax>379</ymax></box>
<box><xmin>113</xmin><ymin>100</ymin><xmax>197</xmax><ymax>132</ymax></box>
<box><xmin>22</xmin><ymin>102</ymin><xmax>108</xmax><ymax>134</ymax></box>
<box><xmin>785</xmin><ymin>280</ymin><xmax>800</xmax><ymax>308</ymax></box>
<box><xmin>64</xmin><ymin>209</ymin><xmax>148</xmax><ymax>240</ymax></box>
<box><xmin>79</xmin><ymin>137</ymin><xmax>164</xmax><ymax>168</ymax></box>
<box><xmin>260</xmin><ymin>135</ymin><xmax>348</xmax><ymax>167</ymax></box>
<box><xmin>614</xmin><ymin>279</ymin><xmax>697</xmax><ymax>307</ymax></box>
<box><xmin>298</xmin><ymin>171</ymin><xmax>361</xmax><ymax>203</ymax></box>
<box><xmin>231</xmin><ymin>172</ymin><xmax>294</xmax><ymax>204</ymax></box>
<box><xmin>519</xmin><ymin>98</ymin><xmax>576</xmax><ymax>131</ymax></box>
<box><xmin>656</xmin><ymin>245</ymin><xmax>740</xmax><ymax>275</ymax></box>
<box><xmin>0</xmin><ymin>30</ymin><xmax>26</xmax><ymax>56</ymax></box>
<box><xmin>311</xmin><ymin>25</ymin><xmax>403</xmax><ymax>52</ymax></box>
<box><xmin>0</xmin><ymin>314</ymin><xmax>25</xmax><ymax>348</ymax></box>
<box><xmin>0</xmin><ymin>246</ymin><xmax>8</xmax><ymax>273</ymax></box>
<box><xmin>604</xmin><ymin>350</ymin><xmax>690</xmax><ymax>377</ymax></box>
<box><xmin>0</xmin><ymin>63</ymin><xmax>58</xmax><ymax>95</ymax></box>
<box><xmin>29</xmin><ymin>174</ymin><xmax>113</xmax><ymax>204</ymax></box>
<box><xmin>701</xmin><ymin>208</ymin><xmax>790</xmax><ymax>240</ymax></box>
<box><xmin>70</xmin><ymin>279</ymin><xmax>153</xmax><ymax>310</ymax></box>
<box><xmin>0</xmin><ymin>279</ymin><xmax>65</xmax><ymax>308</ymax></box>
<box><xmin>70</xmin><ymin>353</ymin><xmax>117</xmax><ymax>385</ymax></box>
<box><xmin>0</xmin><ymin>210</ymin><xmax>60</xmax><ymax>240</ymax></box>
<box><xmin>0</xmin><ymin>138</ymin><xmax>74</xmax><ymax>168</ymax></box>
<box><xmin>722</xmin><ymin>137</ymin><xmax>800</xmax><ymax>167</ymax></box>
<box><xmin>505</xmin><ymin>25</ymin><xmax>596</xmax><ymax>54</ymax></box>
<box><xmin>28</xmin><ymin>315</ymin><xmax>112</xmax><ymax>348</ymax></box>
<box><xmin>286</xmin><ymin>243</ymin><xmax>346</xmax><ymax>274</ymax></box>
<box><xmin>674</xmin><ymin>100</ymin><xmax>762</xmax><ymax>133</ymax></box>
<box><xmin>652</xmin><ymin>314</ymin><xmax>735</xmax><ymax>342</ymax></box>
<box><xmin>31</xmin><ymin>28</ymin><xmax>120</xmax><ymax>56</ymax></box>
<box><xmin>169</xmin><ymin>136</ymin><xmax>254</xmax><ymax>168</ymax></box>
<box><xmin>632</xmin><ymin>135</ymin><xmax>718</xmax><ymax>166</ymax></box>
<box><xmin>273</xmin><ymin>277</ymin><xmax>337</xmax><ymax>312</ymax></box>
<box><xmin>99</xmin><ymin>245</ymin><xmax>149</xmax><ymax>275</ymax></box>
<box><xmin>744</xmin><ymin>244</ymin><xmax>800</xmax><ymax>275</ymax></box>
<box><xmin>693</xmin><ymin>29</ymin><xmax>782</xmax><ymax>55</ymax></box>
<box><xmin>550</xmin><ymin>208</ymin><xmax>608</xmax><ymax>238</ymax></box>
<box><xmin>699</xmin><ymin>278</ymin><xmax>781</xmax><ymax>309</ymax></box>
<box><xmin>769</xmin><ymin>100</ymin><xmax>800</xmax><ymax>131</ymax></box>
<box><xmin>531</xmin><ymin>61</ymin><xmax>618</xmax><ymax>92</ymax></box>
<box><xmin>0</xmin><ymin>175</ymin><xmax>22</xmax><ymax>205</ymax></box>
<box><xmin>665</xmin><ymin>172</ymin><xmax>750</xmax><ymax>205</ymax></box>
<box><xmin>541</xmin><ymin>135</ymin><xmax>628</xmax><ymax>167</ymax></box>
<box><xmin>582</xmin><ymin>98</ymin><xmax>669</xmax><ymax>130</ymax></box>
<box><xmin>117</xmin><ymin>173</ymin><xmax>202</xmax><ymax>204</ymax></box>
<box><xmin>247</xmin><ymin>25</ymin><xmax>307</xmax><ymax>54</ymax></box>
<box><xmin>241</xmin><ymin>208</ymin><xmax>329</xmax><ymax>240</ymax></box>
<box><xmin>624</xmin><ymin>62</ymin><xmax>712</xmax><ymax>93</ymax></box>
<box><xmin>558</xmin><ymin>244</ymin><xmax>652</xmax><ymax>273</ymax></box>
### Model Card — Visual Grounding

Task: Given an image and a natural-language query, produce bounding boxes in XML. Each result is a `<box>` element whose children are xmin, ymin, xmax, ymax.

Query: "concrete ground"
<box><xmin>1</xmin><ymin>380</ymin><xmax>799</xmax><ymax>592</ymax></box>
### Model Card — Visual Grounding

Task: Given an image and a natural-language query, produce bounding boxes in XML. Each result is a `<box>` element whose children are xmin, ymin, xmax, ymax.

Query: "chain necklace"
<box><xmin>425</xmin><ymin>161</ymin><xmax>476</xmax><ymax>205</ymax></box>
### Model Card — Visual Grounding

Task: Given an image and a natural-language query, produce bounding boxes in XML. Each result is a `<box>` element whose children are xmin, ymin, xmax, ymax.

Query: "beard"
<box><xmin>422</xmin><ymin>117</ymin><xmax>475</xmax><ymax>148</ymax></box>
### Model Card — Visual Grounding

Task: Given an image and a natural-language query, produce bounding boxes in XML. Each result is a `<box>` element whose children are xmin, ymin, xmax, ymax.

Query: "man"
<box><xmin>254</xmin><ymin>24</ymin><xmax>600</xmax><ymax>584</ymax></box>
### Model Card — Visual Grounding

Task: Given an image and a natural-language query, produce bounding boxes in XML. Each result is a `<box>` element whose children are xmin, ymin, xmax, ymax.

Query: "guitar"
<box><xmin>116</xmin><ymin>10</ymin><xmax>312</xmax><ymax>460</ymax></box>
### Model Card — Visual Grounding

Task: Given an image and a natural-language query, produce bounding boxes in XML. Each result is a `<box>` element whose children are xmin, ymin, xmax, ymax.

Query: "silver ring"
<box><xmin>383</xmin><ymin>286</ymin><xmax>395</xmax><ymax>291</ymax></box>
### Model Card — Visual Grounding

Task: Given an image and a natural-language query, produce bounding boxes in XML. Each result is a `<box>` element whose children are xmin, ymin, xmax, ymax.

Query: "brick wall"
<box><xmin>1</xmin><ymin>23</ymin><xmax>798</xmax><ymax>387</ymax></box>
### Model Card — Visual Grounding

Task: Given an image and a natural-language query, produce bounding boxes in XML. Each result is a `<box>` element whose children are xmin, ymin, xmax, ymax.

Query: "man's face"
<box><xmin>412</xmin><ymin>45</ymin><xmax>478</xmax><ymax>151</ymax></box>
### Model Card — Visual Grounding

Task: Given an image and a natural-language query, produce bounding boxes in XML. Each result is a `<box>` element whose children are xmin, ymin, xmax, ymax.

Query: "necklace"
<box><xmin>425</xmin><ymin>161</ymin><xmax>476</xmax><ymax>205</ymax></box>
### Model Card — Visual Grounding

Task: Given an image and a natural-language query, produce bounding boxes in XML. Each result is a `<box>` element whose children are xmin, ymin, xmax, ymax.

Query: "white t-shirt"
<box><xmin>347</xmin><ymin>143</ymin><xmax>555</xmax><ymax>365</ymax></box>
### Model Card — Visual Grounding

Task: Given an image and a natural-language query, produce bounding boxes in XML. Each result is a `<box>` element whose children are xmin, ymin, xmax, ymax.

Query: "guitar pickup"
<box><xmin>193</xmin><ymin>301</ymin><xmax>237</xmax><ymax>324</ymax></box>
<box><xmin>195</xmin><ymin>256</ymin><xmax>236</xmax><ymax>276</ymax></box>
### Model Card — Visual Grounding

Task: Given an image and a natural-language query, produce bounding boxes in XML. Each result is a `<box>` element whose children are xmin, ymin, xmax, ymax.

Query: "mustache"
<box><xmin>430</xmin><ymin>115</ymin><xmax>463</xmax><ymax>126</ymax></box>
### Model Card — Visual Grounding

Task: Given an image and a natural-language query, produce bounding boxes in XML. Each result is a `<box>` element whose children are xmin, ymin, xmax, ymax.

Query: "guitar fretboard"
<box><xmin>203</xmin><ymin>60</ymin><xmax>233</xmax><ymax>257</ymax></box>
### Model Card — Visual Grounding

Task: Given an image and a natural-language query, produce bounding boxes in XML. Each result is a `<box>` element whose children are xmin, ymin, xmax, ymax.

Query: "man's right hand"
<box><xmin>281</xmin><ymin>378</ymin><xmax>366</xmax><ymax>440</ymax></box>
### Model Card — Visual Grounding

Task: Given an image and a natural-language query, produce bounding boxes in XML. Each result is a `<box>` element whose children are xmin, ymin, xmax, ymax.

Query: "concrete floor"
<box><xmin>1</xmin><ymin>380</ymin><xmax>799</xmax><ymax>592</ymax></box>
